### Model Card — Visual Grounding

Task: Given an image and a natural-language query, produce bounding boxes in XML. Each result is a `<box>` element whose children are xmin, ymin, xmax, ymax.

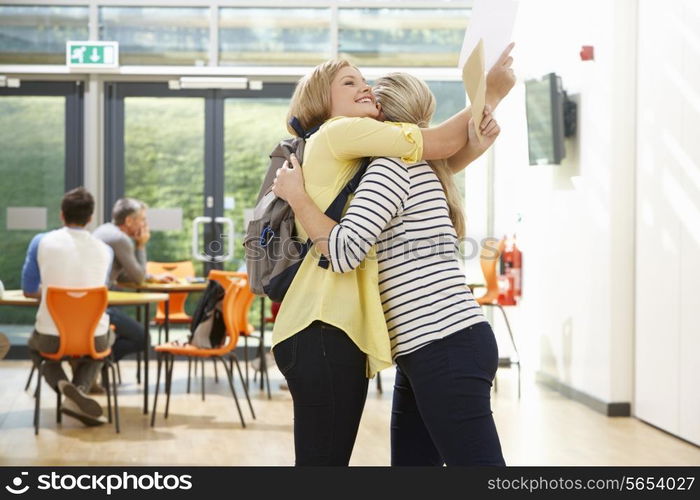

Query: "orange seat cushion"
<box><xmin>155</xmin><ymin>342</ymin><xmax>228</xmax><ymax>357</ymax></box>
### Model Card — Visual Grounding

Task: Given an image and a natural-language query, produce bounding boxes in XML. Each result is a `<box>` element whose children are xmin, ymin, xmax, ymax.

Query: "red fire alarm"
<box><xmin>580</xmin><ymin>45</ymin><xmax>595</xmax><ymax>61</ymax></box>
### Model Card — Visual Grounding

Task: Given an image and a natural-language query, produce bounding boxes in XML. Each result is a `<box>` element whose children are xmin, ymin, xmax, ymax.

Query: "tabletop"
<box><xmin>0</xmin><ymin>289</ymin><xmax>169</xmax><ymax>307</ymax></box>
<box><xmin>117</xmin><ymin>280</ymin><xmax>208</xmax><ymax>294</ymax></box>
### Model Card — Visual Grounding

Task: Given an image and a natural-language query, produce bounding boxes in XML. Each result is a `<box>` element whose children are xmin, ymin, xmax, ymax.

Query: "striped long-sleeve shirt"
<box><xmin>327</xmin><ymin>157</ymin><xmax>487</xmax><ymax>359</ymax></box>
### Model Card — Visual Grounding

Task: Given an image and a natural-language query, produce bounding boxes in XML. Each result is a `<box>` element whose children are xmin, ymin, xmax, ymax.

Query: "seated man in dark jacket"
<box><xmin>93</xmin><ymin>198</ymin><xmax>174</xmax><ymax>364</ymax></box>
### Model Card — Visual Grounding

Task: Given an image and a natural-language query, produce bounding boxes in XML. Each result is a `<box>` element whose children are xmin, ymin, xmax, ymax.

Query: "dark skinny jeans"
<box><xmin>391</xmin><ymin>321</ymin><xmax>506</xmax><ymax>466</ymax></box>
<box><xmin>273</xmin><ymin>321</ymin><xmax>368</xmax><ymax>466</ymax></box>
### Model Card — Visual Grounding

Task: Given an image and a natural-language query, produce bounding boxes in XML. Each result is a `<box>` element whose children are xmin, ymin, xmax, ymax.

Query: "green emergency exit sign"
<box><xmin>66</xmin><ymin>41</ymin><xmax>119</xmax><ymax>68</ymax></box>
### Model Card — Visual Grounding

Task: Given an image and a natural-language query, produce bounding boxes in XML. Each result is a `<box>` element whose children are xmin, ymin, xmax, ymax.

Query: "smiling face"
<box><xmin>329</xmin><ymin>65</ymin><xmax>379</xmax><ymax>120</ymax></box>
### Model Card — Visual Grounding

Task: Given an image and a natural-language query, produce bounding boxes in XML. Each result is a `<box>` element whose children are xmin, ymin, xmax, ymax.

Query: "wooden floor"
<box><xmin>0</xmin><ymin>359</ymin><xmax>698</xmax><ymax>466</ymax></box>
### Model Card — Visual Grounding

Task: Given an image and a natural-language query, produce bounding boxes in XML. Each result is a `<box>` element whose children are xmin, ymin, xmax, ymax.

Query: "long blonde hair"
<box><xmin>373</xmin><ymin>73</ymin><xmax>466</xmax><ymax>239</ymax></box>
<box><xmin>286</xmin><ymin>58</ymin><xmax>353</xmax><ymax>137</ymax></box>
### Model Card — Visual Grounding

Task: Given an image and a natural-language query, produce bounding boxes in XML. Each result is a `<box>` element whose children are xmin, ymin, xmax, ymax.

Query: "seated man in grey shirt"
<box><xmin>93</xmin><ymin>198</ymin><xmax>174</xmax><ymax>362</ymax></box>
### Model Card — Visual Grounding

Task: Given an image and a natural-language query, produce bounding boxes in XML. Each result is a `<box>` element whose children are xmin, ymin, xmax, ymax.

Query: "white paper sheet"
<box><xmin>458</xmin><ymin>0</ymin><xmax>519</xmax><ymax>70</ymax></box>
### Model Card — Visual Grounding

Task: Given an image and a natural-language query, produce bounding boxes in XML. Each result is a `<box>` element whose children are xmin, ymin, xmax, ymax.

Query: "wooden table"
<box><xmin>117</xmin><ymin>281</ymin><xmax>208</xmax><ymax>294</ymax></box>
<box><xmin>0</xmin><ymin>289</ymin><xmax>169</xmax><ymax>415</ymax></box>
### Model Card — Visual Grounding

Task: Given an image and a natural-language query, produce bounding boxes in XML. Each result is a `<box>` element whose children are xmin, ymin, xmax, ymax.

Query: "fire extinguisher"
<box><xmin>498</xmin><ymin>235</ymin><xmax>522</xmax><ymax>305</ymax></box>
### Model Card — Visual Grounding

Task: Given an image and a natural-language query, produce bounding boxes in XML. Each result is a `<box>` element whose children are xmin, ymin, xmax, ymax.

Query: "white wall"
<box><xmin>635</xmin><ymin>0</ymin><xmax>700</xmax><ymax>445</ymax></box>
<box><xmin>490</xmin><ymin>0</ymin><xmax>637</xmax><ymax>404</ymax></box>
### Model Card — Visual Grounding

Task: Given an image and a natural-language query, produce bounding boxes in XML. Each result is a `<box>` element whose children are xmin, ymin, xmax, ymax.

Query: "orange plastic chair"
<box><xmin>473</xmin><ymin>239</ymin><xmax>521</xmax><ymax>399</ymax></box>
<box><xmin>208</xmin><ymin>271</ymin><xmax>272</xmax><ymax>396</ymax></box>
<box><xmin>34</xmin><ymin>286</ymin><xmax>120</xmax><ymax>434</ymax></box>
<box><xmin>146</xmin><ymin>261</ymin><xmax>195</xmax><ymax>342</ymax></box>
<box><xmin>150</xmin><ymin>274</ymin><xmax>255</xmax><ymax>428</ymax></box>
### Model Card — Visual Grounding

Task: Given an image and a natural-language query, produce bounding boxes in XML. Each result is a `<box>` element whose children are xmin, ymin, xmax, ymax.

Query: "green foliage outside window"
<box><xmin>0</xmin><ymin>97</ymin><xmax>64</xmax><ymax>325</ymax></box>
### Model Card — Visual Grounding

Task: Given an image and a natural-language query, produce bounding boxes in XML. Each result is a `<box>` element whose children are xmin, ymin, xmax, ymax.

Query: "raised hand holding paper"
<box><xmin>462</xmin><ymin>39</ymin><xmax>486</xmax><ymax>141</ymax></box>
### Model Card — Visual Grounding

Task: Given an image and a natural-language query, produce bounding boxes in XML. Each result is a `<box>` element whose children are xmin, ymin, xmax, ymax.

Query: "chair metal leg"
<box><xmin>136</xmin><ymin>351</ymin><xmax>142</xmax><ymax>384</ymax></box>
<box><xmin>263</xmin><ymin>358</ymin><xmax>271</xmax><ymax>400</ymax></box>
<box><xmin>164</xmin><ymin>355</ymin><xmax>174</xmax><ymax>419</ymax></box>
<box><xmin>495</xmin><ymin>304</ymin><xmax>520</xmax><ymax>360</ymax></box>
<box><xmin>150</xmin><ymin>353</ymin><xmax>163</xmax><ymax>427</ymax></box>
<box><xmin>231</xmin><ymin>355</ymin><xmax>256</xmax><ymax>419</ymax></box>
<box><xmin>376</xmin><ymin>372</ymin><xmax>383</xmax><ymax>394</ymax></box>
<box><xmin>56</xmin><ymin>388</ymin><xmax>61</xmax><ymax>424</ymax></box>
<box><xmin>496</xmin><ymin>304</ymin><xmax>520</xmax><ymax>399</ymax></box>
<box><xmin>200</xmin><ymin>357</ymin><xmax>205</xmax><ymax>402</ymax></box>
<box><xmin>103</xmin><ymin>364</ymin><xmax>112</xmax><ymax>424</ymax></box>
<box><xmin>107</xmin><ymin>362</ymin><xmax>120</xmax><ymax>433</ymax></box>
<box><xmin>213</xmin><ymin>357</ymin><xmax>219</xmax><ymax>384</ymax></box>
<box><xmin>256</xmin><ymin>337</ymin><xmax>271</xmax><ymax>399</ymax></box>
<box><xmin>187</xmin><ymin>358</ymin><xmax>192</xmax><ymax>394</ymax></box>
<box><xmin>116</xmin><ymin>361</ymin><xmax>122</xmax><ymax>385</ymax></box>
<box><xmin>25</xmin><ymin>364</ymin><xmax>36</xmax><ymax>391</ymax></box>
<box><xmin>243</xmin><ymin>336</ymin><xmax>249</xmax><ymax>389</ymax></box>
<box><xmin>34</xmin><ymin>362</ymin><xmax>44</xmax><ymax>435</ymax></box>
<box><xmin>258</xmin><ymin>339</ymin><xmax>265</xmax><ymax>392</ymax></box>
<box><xmin>221</xmin><ymin>357</ymin><xmax>246</xmax><ymax>428</ymax></box>
<box><xmin>157</xmin><ymin>324</ymin><xmax>163</xmax><ymax>345</ymax></box>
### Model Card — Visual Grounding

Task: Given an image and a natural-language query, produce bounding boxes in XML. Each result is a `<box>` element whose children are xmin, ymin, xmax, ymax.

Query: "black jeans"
<box><xmin>273</xmin><ymin>321</ymin><xmax>369</xmax><ymax>466</ymax></box>
<box><xmin>107</xmin><ymin>307</ymin><xmax>145</xmax><ymax>362</ymax></box>
<box><xmin>391</xmin><ymin>321</ymin><xmax>506</xmax><ymax>466</ymax></box>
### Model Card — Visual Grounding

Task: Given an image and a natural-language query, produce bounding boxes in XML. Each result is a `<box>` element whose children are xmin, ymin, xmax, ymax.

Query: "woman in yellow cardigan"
<box><xmin>275</xmin><ymin>70</ymin><xmax>513</xmax><ymax>466</ymax></box>
<box><xmin>272</xmin><ymin>53</ymin><xmax>514</xmax><ymax>465</ymax></box>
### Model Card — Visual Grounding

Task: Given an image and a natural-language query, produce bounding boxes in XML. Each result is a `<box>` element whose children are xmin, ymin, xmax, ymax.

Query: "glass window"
<box><xmin>219</xmin><ymin>8</ymin><xmax>331</xmax><ymax>66</ymax></box>
<box><xmin>223</xmin><ymin>98</ymin><xmax>290</xmax><ymax>271</ymax></box>
<box><xmin>123</xmin><ymin>97</ymin><xmax>205</xmax><ymax>263</ymax></box>
<box><xmin>0</xmin><ymin>6</ymin><xmax>88</xmax><ymax>64</ymax></box>
<box><xmin>426</xmin><ymin>81</ymin><xmax>466</xmax><ymax>124</ymax></box>
<box><xmin>0</xmin><ymin>95</ymin><xmax>66</xmax><ymax>337</ymax></box>
<box><xmin>100</xmin><ymin>7</ymin><xmax>210</xmax><ymax>65</ymax></box>
<box><xmin>339</xmin><ymin>8</ymin><xmax>470</xmax><ymax>67</ymax></box>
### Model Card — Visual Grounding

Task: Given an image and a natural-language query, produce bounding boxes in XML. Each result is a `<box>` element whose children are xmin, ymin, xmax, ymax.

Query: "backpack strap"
<box><xmin>288</xmin><ymin>117</ymin><xmax>320</xmax><ymax>140</ymax></box>
<box><xmin>316</xmin><ymin>157</ymin><xmax>371</xmax><ymax>269</ymax></box>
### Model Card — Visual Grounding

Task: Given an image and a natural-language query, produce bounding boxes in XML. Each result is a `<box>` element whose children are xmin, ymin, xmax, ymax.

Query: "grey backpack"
<box><xmin>243</xmin><ymin>130</ymin><xmax>369</xmax><ymax>302</ymax></box>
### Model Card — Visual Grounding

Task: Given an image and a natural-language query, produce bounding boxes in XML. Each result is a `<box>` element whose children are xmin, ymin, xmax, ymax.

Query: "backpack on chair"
<box><xmin>243</xmin><ymin>119</ymin><xmax>369</xmax><ymax>302</ymax></box>
<box><xmin>189</xmin><ymin>279</ymin><xmax>227</xmax><ymax>348</ymax></box>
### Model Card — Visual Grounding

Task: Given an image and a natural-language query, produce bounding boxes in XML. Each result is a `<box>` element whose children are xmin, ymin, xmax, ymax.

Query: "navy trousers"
<box><xmin>107</xmin><ymin>307</ymin><xmax>145</xmax><ymax>362</ymax></box>
<box><xmin>273</xmin><ymin>321</ymin><xmax>368</xmax><ymax>466</ymax></box>
<box><xmin>391</xmin><ymin>321</ymin><xmax>506</xmax><ymax>466</ymax></box>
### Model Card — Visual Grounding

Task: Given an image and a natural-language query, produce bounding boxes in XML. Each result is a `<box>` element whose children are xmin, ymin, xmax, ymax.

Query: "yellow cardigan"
<box><xmin>272</xmin><ymin>116</ymin><xmax>424</xmax><ymax>377</ymax></box>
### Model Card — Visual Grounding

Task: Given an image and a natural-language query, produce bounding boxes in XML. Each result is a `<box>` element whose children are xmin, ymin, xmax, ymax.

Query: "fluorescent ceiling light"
<box><xmin>170</xmin><ymin>77</ymin><xmax>248</xmax><ymax>90</ymax></box>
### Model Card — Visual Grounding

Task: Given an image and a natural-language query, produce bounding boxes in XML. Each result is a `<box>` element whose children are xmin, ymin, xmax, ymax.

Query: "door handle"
<box><xmin>192</xmin><ymin>216</ymin><xmax>212</xmax><ymax>262</ymax></box>
<box><xmin>215</xmin><ymin>217</ymin><xmax>234</xmax><ymax>263</ymax></box>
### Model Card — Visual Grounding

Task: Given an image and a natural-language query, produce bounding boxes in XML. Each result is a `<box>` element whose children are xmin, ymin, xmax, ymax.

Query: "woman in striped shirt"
<box><xmin>273</xmin><ymin>72</ymin><xmax>508</xmax><ymax>466</ymax></box>
<box><xmin>271</xmin><ymin>54</ymin><xmax>513</xmax><ymax>466</ymax></box>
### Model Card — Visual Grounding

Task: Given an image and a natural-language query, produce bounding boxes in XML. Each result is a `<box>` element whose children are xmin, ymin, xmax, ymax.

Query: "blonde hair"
<box><xmin>286</xmin><ymin>58</ymin><xmax>353</xmax><ymax>136</ymax></box>
<box><xmin>373</xmin><ymin>73</ymin><xmax>466</xmax><ymax>239</ymax></box>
